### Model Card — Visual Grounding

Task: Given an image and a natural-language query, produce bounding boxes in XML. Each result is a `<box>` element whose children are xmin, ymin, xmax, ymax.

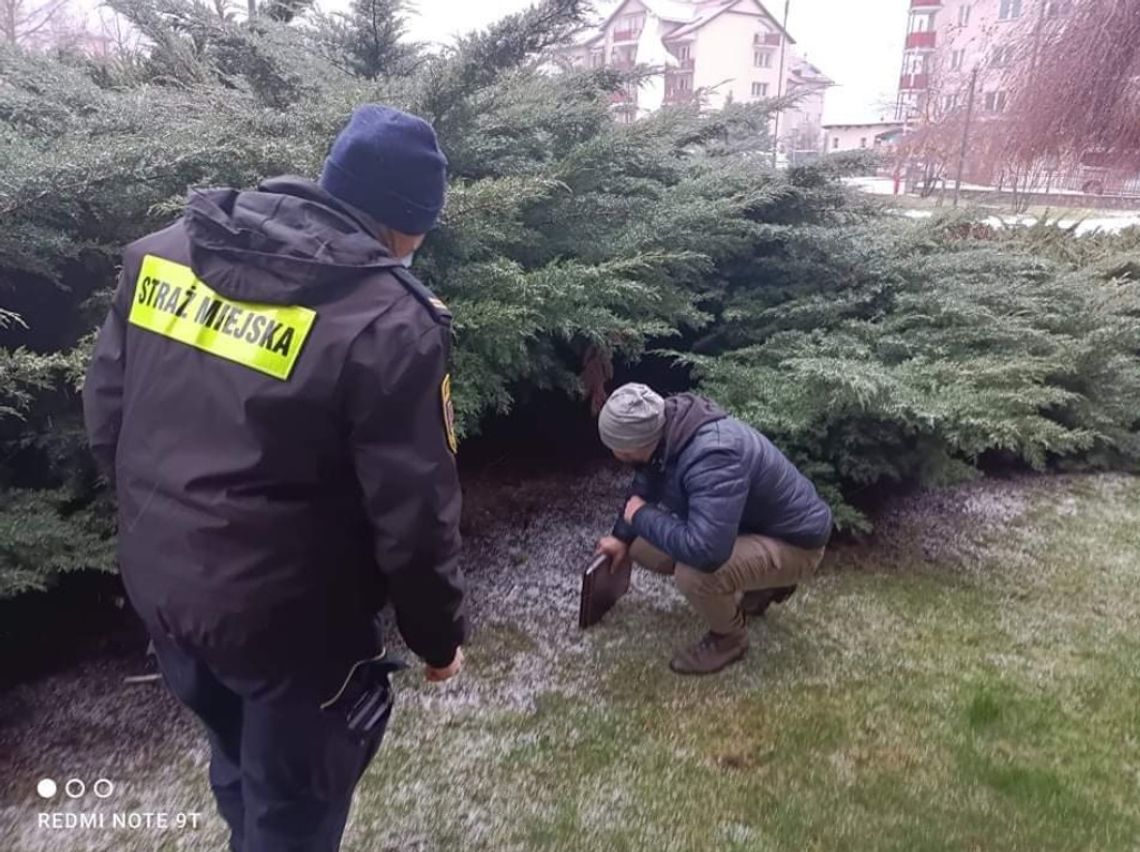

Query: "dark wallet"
<box><xmin>578</xmin><ymin>553</ymin><xmax>632</xmax><ymax>629</ymax></box>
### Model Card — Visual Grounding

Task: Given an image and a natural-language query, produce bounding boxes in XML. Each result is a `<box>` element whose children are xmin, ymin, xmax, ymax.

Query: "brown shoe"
<box><xmin>670</xmin><ymin>630</ymin><xmax>749</xmax><ymax>675</ymax></box>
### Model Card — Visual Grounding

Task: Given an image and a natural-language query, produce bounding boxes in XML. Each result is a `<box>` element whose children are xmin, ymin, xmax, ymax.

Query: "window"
<box><xmin>958</xmin><ymin>4</ymin><xmax>971</xmax><ymax>26</ymax></box>
<box><xmin>1047</xmin><ymin>0</ymin><xmax>1074</xmax><ymax>15</ymax></box>
<box><xmin>833</xmin><ymin>136</ymin><xmax>840</xmax><ymax>150</ymax></box>
<box><xmin>950</xmin><ymin>49</ymin><xmax>965</xmax><ymax>70</ymax></box>
<box><xmin>983</xmin><ymin>90</ymin><xmax>1007</xmax><ymax>112</ymax></box>
<box><xmin>668</xmin><ymin>76</ymin><xmax>692</xmax><ymax>96</ymax></box>
<box><xmin>751</xmin><ymin>82</ymin><xmax>769</xmax><ymax>97</ymax></box>
<box><xmin>615</xmin><ymin>12</ymin><xmax>646</xmax><ymax>35</ymax></box>
<box><xmin>905</xmin><ymin>53</ymin><xmax>928</xmax><ymax>75</ymax></box>
<box><xmin>754</xmin><ymin>50</ymin><xmax>773</xmax><ymax>68</ymax></box>
<box><xmin>898</xmin><ymin>91</ymin><xmax>920</xmax><ymax>118</ymax></box>
<box><xmin>754</xmin><ymin>31</ymin><xmax>780</xmax><ymax>46</ymax></box>
<box><xmin>589</xmin><ymin>49</ymin><xmax>603</xmax><ymax>68</ymax></box>
<box><xmin>611</xmin><ymin>45</ymin><xmax>636</xmax><ymax>67</ymax></box>
<box><xmin>675</xmin><ymin>44</ymin><xmax>691</xmax><ymax>61</ymax></box>
<box><xmin>860</xmin><ymin>138</ymin><xmax>867</xmax><ymax>148</ymax></box>
<box><xmin>943</xmin><ymin>93</ymin><xmax>959</xmax><ymax>111</ymax></box>
<box><xmin>999</xmin><ymin>0</ymin><xmax>1022</xmax><ymax>20</ymax></box>
<box><xmin>991</xmin><ymin>45</ymin><xmax>1011</xmax><ymax>66</ymax></box>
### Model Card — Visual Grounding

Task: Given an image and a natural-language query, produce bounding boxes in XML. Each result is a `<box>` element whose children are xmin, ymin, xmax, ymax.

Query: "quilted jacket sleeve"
<box><xmin>630</xmin><ymin>433</ymin><xmax>749</xmax><ymax>572</ymax></box>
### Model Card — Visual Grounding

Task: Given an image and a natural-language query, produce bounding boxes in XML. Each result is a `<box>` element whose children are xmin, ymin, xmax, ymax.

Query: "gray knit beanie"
<box><xmin>598</xmin><ymin>383</ymin><xmax>666</xmax><ymax>452</ymax></box>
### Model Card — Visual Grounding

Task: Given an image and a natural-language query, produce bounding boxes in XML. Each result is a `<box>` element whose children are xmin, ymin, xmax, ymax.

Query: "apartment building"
<box><xmin>562</xmin><ymin>0</ymin><xmax>831</xmax><ymax>157</ymax></box>
<box><xmin>896</xmin><ymin>0</ymin><xmax>1079</xmax><ymax>123</ymax></box>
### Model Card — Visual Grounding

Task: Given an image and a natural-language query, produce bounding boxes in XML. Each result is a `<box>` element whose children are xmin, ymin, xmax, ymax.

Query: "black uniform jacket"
<box><xmin>83</xmin><ymin>177</ymin><xmax>466</xmax><ymax>696</ymax></box>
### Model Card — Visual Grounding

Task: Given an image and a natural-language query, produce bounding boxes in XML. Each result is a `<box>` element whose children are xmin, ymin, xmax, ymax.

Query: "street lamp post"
<box><xmin>771</xmin><ymin>0</ymin><xmax>790</xmax><ymax>169</ymax></box>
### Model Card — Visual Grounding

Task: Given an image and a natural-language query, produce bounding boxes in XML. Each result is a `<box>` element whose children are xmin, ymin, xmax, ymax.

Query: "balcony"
<box><xmin>910</xmin><ymin>0</ymin><xmax>942</xmax><ymax>6</ymax></box>
<box><xmin>611</xmin><ymin>55</ymin><xmax>636</xmax><ymax>70</ymax></box>
<box><xmin>669</xmin><ymin>57</ymin><xmax>695</xmax><ymax>70</ymax></box>
<box><xmin>760</xmin><ymin>32</ymin><xmax>781</xmax><ymax>46</ymax></box>
<box><xmin>613</xmin><ymin>27</ymin><xmax>642</xmax><ymax>42</ymax></box>
<box><xmin>905</xmin><ymin>30</ymin><xmax>937</xmax><ymax>49</ymax></box>
<box><xmin>899</xmin><ymin>73</ymin><xmax>930</xmax><ymax>90</ymax></box>
<box><xmin>610</xmin><ymin>89</ymin><xmax>634</xmax><ymax>104</ymax></box>
<box><xmin>664</xmin><ymin>90</ymin><xmax>697</xmax><ymax>105</ymax></box>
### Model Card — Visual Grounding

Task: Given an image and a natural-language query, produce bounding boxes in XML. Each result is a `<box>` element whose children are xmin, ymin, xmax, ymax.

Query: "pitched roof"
<box><xmin>665</xmin><ymin>0</ymin><xmax>796</xmax><ymax>44</ymax></box>
<box><xmin>593</xmin><ymin>0</ymin><xmax>695</xmax><ymax>33</ymax></box>
<box><xmin>567</xmin><ymin>27</ymin><xmax>605</xmax><ymax>47</ymax></box>
<box><xmin>583</xmin><ymin>0</ymin><xmax>798</xmax><ymax>48</ymax></box>
<box><xmin>790</xmin><ymin>58</ymin><xmax>833</xmax><ymax>86</ymax></box>
<box><xmin>643</xmin><ymin>0</ymin><xmax>700</xmax><ymax>21</ymax></box>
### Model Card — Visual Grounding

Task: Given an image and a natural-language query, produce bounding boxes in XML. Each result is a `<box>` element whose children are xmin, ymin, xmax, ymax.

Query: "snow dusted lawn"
<box><xmin>3</xmin><ymin>472</ymin><xmax>1139</xmax><ymax>850</ymax></box>
<box><xmin>897</xmin><ymin>206</ymin><xmax>1140</xmax><ymax>236</ymax></box>
<box><xmin>845</xmin><ymin>176</ymin><xmax>1140</xmax><ymax>234</ymax></box>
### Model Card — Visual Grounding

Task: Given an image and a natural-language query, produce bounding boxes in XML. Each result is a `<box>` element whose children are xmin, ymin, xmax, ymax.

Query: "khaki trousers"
<box><xmin>630</xmin><ymin>535</ymin><xmax>825</xmax><ymax>635</ymax></box>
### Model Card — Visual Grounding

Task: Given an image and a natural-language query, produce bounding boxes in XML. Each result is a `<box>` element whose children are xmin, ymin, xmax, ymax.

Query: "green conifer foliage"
<box><xmin>0</xmin><ymin>0</ymin><xmax>1137</xmax><ymax>597</ymax></box>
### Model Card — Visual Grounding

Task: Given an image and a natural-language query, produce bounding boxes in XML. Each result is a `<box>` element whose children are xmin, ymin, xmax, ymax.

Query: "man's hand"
<box><xmin>595</xmin><ymin>535</ymin><xmax>631</xmax><ymax>573</ymax></box>
<box><xmin>426</xmin><ymin>647</ymin><xmax>464</xmax><ymax>683</ymax></box>
<box><xmin>623</xmin><ymin>495</ymin><xmax>647</xmax><ymax>524</ymax></box>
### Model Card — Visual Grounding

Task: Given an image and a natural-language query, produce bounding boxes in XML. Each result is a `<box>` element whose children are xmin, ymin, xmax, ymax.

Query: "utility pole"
<box><xmin>1029</xmin><ymin>0</ymin><xmax>1048</xmax><ymax>71</ymax></box>
<box><xmin>952</xmin><ymin>65</ymin><xmax>979</xmax><ymax>207</ymax></box>
<box><xmin>770</xmin><ymin>0</ymin><xmax>790</xmax><ymax>169</ymax></box>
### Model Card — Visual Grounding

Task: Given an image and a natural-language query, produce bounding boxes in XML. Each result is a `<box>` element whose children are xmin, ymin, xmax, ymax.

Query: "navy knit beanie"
<box><xmin>319</xmin><ymin>105</ymin><xmax>448</xmax><ymax>235</ymax></box>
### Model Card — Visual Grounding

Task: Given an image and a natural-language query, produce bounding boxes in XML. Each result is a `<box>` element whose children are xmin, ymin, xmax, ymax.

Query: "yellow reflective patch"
<box><xmin>441</xmin><ymin>373</ymin><xmax>458</xmax><ymax>454</ymax></box>
<box><xmin>127</xmin><ymin>255</ymin><xmax>316</xmax><ymax>381</ymax></box>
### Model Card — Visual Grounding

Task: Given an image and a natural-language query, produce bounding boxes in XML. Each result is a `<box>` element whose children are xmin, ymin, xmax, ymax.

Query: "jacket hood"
<box><xmin>183</xmin><ymin>176</ymin><xmax>400</xmax><ymax>304</ymax></box>
<box><xmin>660</xmin><ymin>393</ymin><xmax>728</xmax><ymax>462</ymax></box>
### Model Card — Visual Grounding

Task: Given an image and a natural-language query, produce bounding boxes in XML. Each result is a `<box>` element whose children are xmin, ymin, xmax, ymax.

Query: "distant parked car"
<box><xmin>1076</xmin><ymin>150</ymin><xmax>1140</xmax><ymax>196</ymax></box>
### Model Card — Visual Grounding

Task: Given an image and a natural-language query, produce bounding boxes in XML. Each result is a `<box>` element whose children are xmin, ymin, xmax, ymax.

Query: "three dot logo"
<box><xmin>36</xmin><ymin>778</ymin><xmax>114</xmax><ymax>799</ymax></box>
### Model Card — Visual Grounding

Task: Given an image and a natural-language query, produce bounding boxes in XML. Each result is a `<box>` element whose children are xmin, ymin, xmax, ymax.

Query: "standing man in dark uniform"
<box><xmin>83</xmin><ymin>105</ymin><xmax>466</xmax><ymax>852</ymax></box>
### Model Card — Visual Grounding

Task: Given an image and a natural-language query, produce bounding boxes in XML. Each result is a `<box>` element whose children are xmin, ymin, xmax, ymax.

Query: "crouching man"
<box><xmin>595</xmin><ymin>384</ymin><xmax>832</xmax><ymax>675</ymax></box>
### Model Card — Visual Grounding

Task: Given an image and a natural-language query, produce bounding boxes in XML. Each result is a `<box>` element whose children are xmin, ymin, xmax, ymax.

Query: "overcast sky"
<box><xmin>402</xmin><ymin>0</ymin><xmax>911</xmax><ymax>124</ymax></box>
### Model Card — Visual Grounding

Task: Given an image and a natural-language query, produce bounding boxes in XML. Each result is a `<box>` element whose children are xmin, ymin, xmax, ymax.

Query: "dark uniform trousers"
<box><xmin>152</xmin><ymin>634</ymin><xmax>389</xmax><ymax>852</ymax></box>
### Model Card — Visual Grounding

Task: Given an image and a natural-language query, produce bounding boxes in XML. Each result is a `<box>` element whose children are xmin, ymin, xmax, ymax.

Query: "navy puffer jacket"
<box><xmin>614</xmin><ymin>394</ymin><xmax>832</xmax><ymax>572</ymax></box>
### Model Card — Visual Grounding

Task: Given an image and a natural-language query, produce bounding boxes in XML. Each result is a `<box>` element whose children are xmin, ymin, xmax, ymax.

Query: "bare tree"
<box><xmin>94</xmin><ymin>6</ymin><xmax>144</xmax><ymax>61</ymax></box>
<box><xmin>895</xmin><ymin>16</ymin><xmax>1039</xmax><ymax>199</ymax></box>
<box><xmin>0</xmin><ymin>0</ymin><xmax>70</xmax><ymax>46</ymax></box>
<box><xmin>1007</xmin><ymin>0</ymin><xmax>1140</xmax><ymax>167</ymax></box>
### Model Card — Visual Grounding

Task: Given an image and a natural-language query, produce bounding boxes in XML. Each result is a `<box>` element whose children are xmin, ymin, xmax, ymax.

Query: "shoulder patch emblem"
<box><xmin>441</xmin><ymin>373</ymin><xmax>458</xmax><ymax>454</ymax></box>
<box><xmin>389</xmin><ymin>266</ymin><xmax>451</xmax><ymax>323</ymax></box>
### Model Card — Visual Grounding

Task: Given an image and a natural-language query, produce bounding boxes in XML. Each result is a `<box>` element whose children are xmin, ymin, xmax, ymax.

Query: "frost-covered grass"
<box><xmin>350</xmin><ymin>473</ymin><xmax>1140</xmax><ymax>851</ymax></box>
<box><xmin>3</xmin><ymin>473</ymin><xmax>1139</xmax><ymax>851</ymax></box>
